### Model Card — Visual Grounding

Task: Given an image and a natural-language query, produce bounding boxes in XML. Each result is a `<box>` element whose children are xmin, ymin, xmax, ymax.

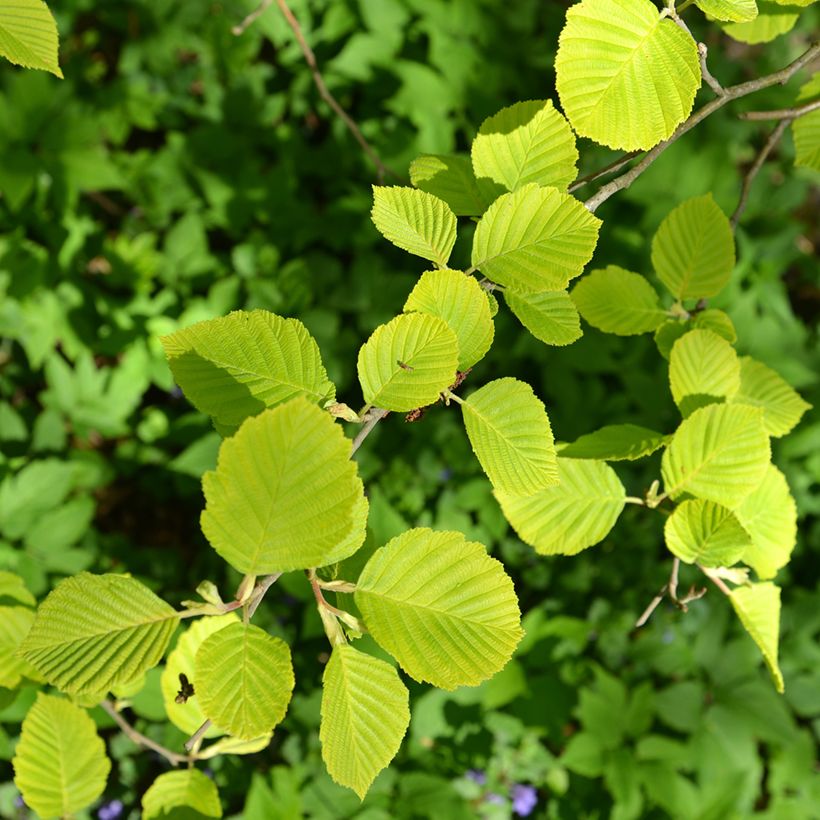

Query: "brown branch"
<box><xmin>101</xmin><ymin>700</ymin><xmax>190</xmax><ymax>765</ymax></box>
<box><xmin>585</xmin><ymin>42</ymin><xmax>820</xmax><ymax>213</ymax></box>
<box><xmin>568</xmin><ymin>151</ymin><xmax>640</xmax><ymax>192</ymax></box>
<box><xmin>185</xmin><ymin>719</ymin><xmax>212</xmax><ymax>752</ymax></box>
<box><xmin>351</xmin><ymin>408</ymin><xmax>389</xmax><ymax>455</ymax></box>
<box><xmin>232</xmin><ymin>0</ymin><xmax>273</xmax><ymax>35</ymax></box>
<box><xmin>635</xmin><ymin>558</ymin><xmax>707</xmax><ymax>628</ymax></box>
<box><xmin>697</xmin><ymin>43</ymin><xmax>726</xmax><ymax>98</ymax></box>
<box><xmin>739</xmin><ymin>98</ymin><xmax>820</xmax><ymax>121</ymax></box>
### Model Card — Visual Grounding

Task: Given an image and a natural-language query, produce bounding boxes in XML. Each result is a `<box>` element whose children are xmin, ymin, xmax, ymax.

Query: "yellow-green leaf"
<box><xmin>142</xmin><ymin>769</ymin><xmax>222</xmax><ymax>819</ymax></box>
<box><xmin>723</xmin><ymin>1</ymin><xmax>799</xmax><ymax>43</ymax></box>
<box><xmin>13</xmin><ymin>694</ymin><xmax>110</xmax><ymax>818</ymax></box>
<box><xmin>0</xmin><ymin>606</ymin><xmax>37</xmax><ymax>688</ymax></box>
<box><xmin>691</xmin><ymin>309</ymin><xmax>737</xmax><ymax>344</ymax></box>
<box><xmin>0</xmin><ymin>0</ymin><xmax>62</xmax><ymax>78</ymax></box>
<box><xmin>195</xmin><ymin>623</ymin><xmax>294</xmax><ymax>740</ymax></box>
<box><xmin>504</xmin><ymin>288</ymin><xmax>582</xmax><ymax>347</ymax></box>
<box><xmin>197</xmin><ymin>733</ymin><xmax>272</xmax><ymax>759</ymax></box>
<box><xmin>560</xmin><ymin>424</ymin><xmax>668</xmax><ymax>461</ymax></box>
<box><xmin>664</xmin><ymin>499</ymin><xmax>750</xmax><ymax>567</ymax></box>
<box><xmin>355</xmin><ymin>528</ymin><xmax>523</xmax><ymax>690</ymax></box>
<box><xmin>729</xmin><ymin>582</ymin><xmax>784</xmax><ymax>692</ymax></box>
<box><xmin>320</xmin><ymin>645</ymin><xmax>410</xmax><ymax>799</ymax></box>
<box><xmin>409</xmin><ymin>154</ymin><xmax>495</xmax><ymax>216</ymax></box>
<box><xmin>695</xmin><ymin>0</ymin><xmax>758</xmax><ymax>21</ymax></box>
<box><xmin>0</xmin><ymin>570</ymin><xmax>36</xmax><ymax>606</ymax></box>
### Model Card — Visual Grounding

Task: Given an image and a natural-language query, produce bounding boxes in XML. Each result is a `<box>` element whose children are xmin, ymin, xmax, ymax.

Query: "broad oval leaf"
<box><xmin>695</xmin><ymin>0</ymin><xmax>758</xmax><ymax>21</ymax></box>
<box><xmin>461</xmin><ymin>378</ymin><xmax>558</xmax><ymax>494</ymax></box>
<box><xmin>654</xmin><ymin>320</ymin><xmax>688</xmax><ymax>360</ymax></box>
<box><xmin>355</xmin><ymin>528</ymin><xmax>523</xmax><ymax>690</ymax></box>
<box><xmin>734</xmin><ymin>465</ymin><xmax>797</xmax><ymax>580</ymax></box>
<box><xmin>691</xmin><ymin>309</ymin><xmax>737</xmax><ymax>344</ymax></box>
<box><xmin>729</xmin><ymin>582</ymin><xmax>784</xmax><ymax>692</ymax></box>
<box><xmin>0</xmin><ymin>606</ymin><xmax>37</xmax><ymax>688</ymax></box>
<box><xmin>723</xmin><ymin>1</ymin><xmax>798</xmax><ymax>44</ymax></box>
<box><xmin>19</xmin><ymin>573</ymin><xmax>180</xmax><ymax>695</ymax></box>
<box><xmin>731</xmin><ymin>356</ymin><xmax>810</xmax><ymax>437</ymax></box>
<box><xmin>471</xmin><ymin>184</ymin><xmax>601</xmax><ymax>293</ymax></box>
<box><xmin>0</xmin><ymin>0</ymin><xmax>62</xmax><ymax>77</ymax></box>
<box><xmin>371</xmin><ymin>186</ymin><xmax>457</xmax><ymax>267</ymax></box>
<box><xmin>661</xmin><ymin>404</ymin><xmax>770</xmax><ymax>507</ymax></box>
<box><xmin>555</xmin><ymin>0</ymin><xmax>700</xmax><ymax>150</ymax></box>
<box><xmin>318</xmin><ymin>491</ymin><xmax>369</xmax><ymax>568</ymax></box>
<box><xmin>409</xmin><ymin>154</ymin><xmax>494</xmax><ymax>216</ymax></box>
<box><xmin>664</xmin><ymin>499</ymin><xmax>750</xmax><ymax>567</ymax></box>
<box><xmin>651</xmin><ymin>194</ymin><xmax>735</xmax><ymax>299</ymax></box>
<box><xmin>142</xmin><ymin>769</ymin><xmax>222</xmax><ymax>820</ymax></box>
<box><xmin>161</xmin><ymin>613</ymin><xmax>239</xmax><ymax>738</ymax></box>
<box><xmin>161</xmin><ymin>310</ymin><xmax>335</xmax><ymax>434</ymax></box>
<box><xmin>201</xmin><ymin>397</ymin><xmax>364</xmax><ymax>574</ymax></box>
<box><xmin>320</xmin><ymin>644</ymin><xmax>410</xmax><ymax>798</ymax></box>
<box><xmin>471</xmin><ymin>100</ymin><xmax>578</xmax><ymax>192</ymax></box>
<box><xmin>560</xmin><ymin>424</ymin><xmax>668</xmax><ymax>461</ymax></box>
<box><xmin>13</xmin><ymin>694</ymin><xmax>110</xmax><ymax>818</ymax></box>
<box><xmin>357</xmin><ymin>313</ymin><xmax>459</xmax><ymax>412</ymax></box>
<box><xmin>669</xmin><ymin>329</ymin><xmax>741</xmax><ymax>416</ymax></box>
<box><xmin>196</xmin><ymin>622</ymin><xmax>294</xmax><ymax>740</ymax></box>
<box><xmin>571</xmin><ymin>266</ymin><xmax>667</xmax><ymax>335</ymax></box>
<box><xmin>793</xmin><ymin>108</ymin><xmax>820</xmax><ymax>171</ymax></box>
<box><xmin>496</xmin><ymin>458</ymin><xmax>625</xmax><ymax>555</ymax></box>
<box><xmin>504</xmin><ymin>288</ymin><xmax>582</xmax><ymax>346</ymax></box>
<box><xmin>0</xmin><ymin>570</ymin><xmax>36</xmax><ymax>606</ymax></box>
<box><xmin>404</xmin><ymin>270</ymin><xmax>494</xmax><ymax>370</ymax></box>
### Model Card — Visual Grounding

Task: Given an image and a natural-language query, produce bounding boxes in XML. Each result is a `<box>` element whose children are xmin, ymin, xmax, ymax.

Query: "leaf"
<box><xmin>793</xmin><ymin>108</ymin><xmax>820</xmax><ymax>171</ymax></box>
<box><xmin>161</xmin><ymin>310</ymin><xmax>335</xmax><ymax>433</ymax></box>
<box><xmin>654</xmin><ymin>320</ymin><xmax>688</xmax><ymax>360</ymax></box>
<box><xmin>197</xmin><ymin>734</ymin><xmax>272</xmax><ymax>759</ymax></box>
<box><xmin>161</xmin><ymin>614</ymin><xmax>239</xmax><ymax>738</ymax></box>
<box><xmin>661</xmin><ymin>404</ymin><xmax>770</xmax><ymax>507</ymax></box>
<box><xmin>669</xmin><ymin>329</ymin><xmax>741</xmax><ymax>416</ymax></box>
<box><xmin>504</xmin><ymin>288</ymin><xmax>582</xmax><ymax>346</ymax></box>
<box><xmin>409</xmin><ymin>154</ymin><xmax>494</xmax><ymax>216</ymax></box>
<box><xmin>729</xmin><ymin>583</ymin><xmax>784</xmax><ymax>692</ymax></box>
<box><xmin>471</xmin><ymin>100</ymin><xmax>578</xmax><ymax>192</ymax></box>
<box><xmin>195</xmin><ymin>622</ymin><xmax>294</xmax><ymax>740</ymax></box>
<box><xmin>731</xmin><ymin>356</ymin><xmax>811</xmax><ymax>437</ymax></box>
<box><xmin>0</xmin><ymin>570</ymin><xmax>36</xmax><ymax>606</ymax></box>
<box><xmin>0</xmin><ymin>606</ymin><xmax>38</xmax><ymax>687</ymax></box>
<box><xmin>691</xmin><ymin>309</ymin><xmax>737</xmax><ymax>344</ymax></box>
<box><xmin>320</xmin><ymin>644</ymin><xmax>410</xmax><ymax>798</ymax></box>
<box><xmin>733</xmin><ymin>465</ymin><xmax>797</xmax><ymax>580</ymax></box>
<box><xmin>695</xmin><ymin>0</ymin><xmax>758</xmax><ymax>21</ymax></box>
<box><xmin>404</xmin><ymin>270</ymin><xmax>494</xmax><ymax>370</ymax></box>
<box><xmin>142</xmin><ymin>769</ymin><xmax>222</xmax><ymax>819</ymax></box>
<box><xmin>723</xmin><ymin>1</ymin><xmax>799</xmax><ymax>43</ymax></box>
<box><xmin>554</xmin><ymin>0</ymin><xmax>700</xmax><ymax>151</ymax></box>
<box><xmin>471</xmin><ymin>184</ymin><xmax>601</xmax><ymax>292</ymax></box>
<box><xmin>460</xmin><ymin>378</ymin><xmax>558</xmax><ymax>494</ymax></box>
<box><xmin>318</xmin><ymin>491</ymin><xmax>370</xmax><ymax>568</ymax></box>
<box><xmin>19</xmin><ymin>573</ymin><xmax>180</xmax><ymax>695</ymax></box>
<box><xmin>560</xmin><ymin>424</ymin><xmax>668</xmax><ymax>461</ymax></box>
<box><xmin>371</xmin><ymin>186</ymin><xmax>457</xmax><ymax>266</ymax></box>
<box><xmin>495</xmin><ymin>458</ymin><xmax>625</xmax><ymax>555</ymax></box>
<box><xmin>571</xmin><ymin>266</ymin><xmax>667</xmax><ymax>335</ymax></box>
<box><xmin>651</xmin><ymin>194</ymin><xmax>735</xmax><ymax>299</ymax></box>
<box><xmin>357</xmin><ymin>313</ymin><xmax>459</xmax><ymax>411</ymax></box>
<box><xmin>13</xmin><ymin>694</ymin><xmax>110</xmax><ymax>818</ymax></box>
<box><xmin>355</xmin><ymin>528</ymin><xmax>523</xmax><ymax>690</ymax></box>
<box><xmin>201</xmin><ymin>397</ymin><xmax>365</xmax><ymax>574</ymax></box>
<box><xmin>0</xmin><ymin>0</ymin><xmax>62</xmax><ymax>78</ymax></box>
<box><xmin>663</xmin><ymin>500</ymin><xmax>750</xmax><ymax>567</ymax></box>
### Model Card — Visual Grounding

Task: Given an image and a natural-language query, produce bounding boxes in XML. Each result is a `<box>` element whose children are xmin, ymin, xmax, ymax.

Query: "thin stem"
<box><xmin>635</xmin><ymin>557</ymin><xmax>706</xmax><ymax>627</ymax></box>
<box><xmin>699</xmin><ymin>566</ymin><xmax>733</xmax><ymax>596</ymax></box>
<box><xmin>740</xmin><ymin>98</ymin><xmax>820</xmax><ymax>120</ymax></box>
<box><xmin>568</xmin><ymin>151</ymin><xmax>640</xmax><ymax>192</ymax></box>
<box><xmin>677</xmin><ymin>0</ymin><xmax>695</xmax><ymax>10</ymax></box>
<box><xmin>668</xmin><ymin>557</ymin><xmax>680</xmax><ymax>601</ymax></box>
<box><xmin>185</xmin><ymin>720</ymin><xmax>212</xmax><ymax>752</ymax></box>
<box><xmin>232</xmin><ymin>0</ymin><xmax>272</xmax><ymax>35</ymax></box>
<box><xmin>624</xmin><ymin>496</ymin><xmax>646</xmax><ymax>505</ymax></box>
<box><xmin>247</xmin><ymin>573</ymin><xmax>283</xmax><ymax>618</ymax></box>
<box><xmin>351</xmin><ymin>408</ymin><xmax>389</xmax><ymax>455</ymax></box>
<box><xmin>101</xmin><ymin>700</ymin><xmax>191</xmax><ymax>765</ymax></box>
<box><xmin>310</xmin><ymin>575</ymin><xmax>348</xmax><ymax>618</ymax></box>
<box><xmin>442</xmin><ymin>389</ymin><xmax>464</xmax><ymax>405</ymax></box>
<box><xmin>697</xmin><ymin>43</ymin><xmax>726</xmax><ymax>97</ymax></box>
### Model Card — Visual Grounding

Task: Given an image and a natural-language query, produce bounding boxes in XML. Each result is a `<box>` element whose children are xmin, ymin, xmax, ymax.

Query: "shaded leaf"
<box><xmin>669</xmin><ymin>329</ymin><xmax>740</xmax><ymax>416</ymax></box>
<box><xmin>560</xmin><ymin>424</ymin><xmax>668</xmax><ymax>461</ymax></box>
<box><xmin>409</xmin><ymin>154</ymin><xmax>494</xmax><ymax>216</ymax></box>
<box><xmin>142</xmin><ymin>769</ymin><xmax>222</xmax><ymax>819</ymax></box>
<box><xmin>0</xmin><ymin>606</ymin><xmax>37</xmax><ymax>688</ymax></box>
<box><xmin>723</xmin><ymin>1</ymin><xmax>799</xmax><ymax>43</ymax></box>
<box><xmin>664</xmin><ymin>499</ymin><xmax>750</xmax><ymax>567</ymax></box>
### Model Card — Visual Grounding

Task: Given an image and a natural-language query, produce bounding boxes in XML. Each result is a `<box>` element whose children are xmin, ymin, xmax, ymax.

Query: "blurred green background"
<box><xmin>1</xmin><ymin>1</ymin><xmax>819</xmax><ymax>817</ymax></box>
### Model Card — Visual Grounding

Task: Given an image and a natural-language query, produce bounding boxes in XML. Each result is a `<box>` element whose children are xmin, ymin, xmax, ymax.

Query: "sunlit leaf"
<box><xmin>409</xmin><ymin>154</ymin><xmax>494</xmax><ymax>216</ymax></box>
<box><xmin>0</xmin><ymin>606</ymin><xmax>38</xmax><ymax>688</ymax></box>
<box><xmin>691</xmin><ymin>309</ymin><xmax>737</xmax><ymax>344</ymax></box>
<box><xmin>0</xmin><ymin>571</ymin><xmax>36</xmax><ymax>606</ymax></box>
<box><xmin>197</xmin><ymin>733</ymin><xmax>272</xmax><ymax>759</ymax></box>
<box><xmin>669</xmin><ymin>329</ymin><xmax>740</xmax><ymax>416</ymax></box>
<box><xmin>560</xmin><ymin>424</ymin><xmax>668</xmax><ymax>461</ymax></box>
<box><xmin>695</xmin><ymin>0</ymin><xmax>758</xmax><ymax>21</ymax></box>
<box><xmin>723</xmin><ymin>1</ymin><xmax>799</xmax><ymax>43</ymax></box>
<box><xmin>729</xmin><ymin>582</ymin><xmax>784</xmax><ymax>692</ymax></box>
<box><xmin>0</xmin><ymin>0</ymin><xmax>62</xmax><ymax>77</ymax></box>
<box><xmin>664</xmin><ymin>499</ymin><xmax>750</xmax><ymax>567</ymax></box>
<box><xmin>142</xmin><ymin>769</ymin><xmax>222</xmax><ymax>819</ymax></box>
<box><xmin>504</xmin><ymin>288</ymin><xmax>582</xmax><ymax>346</ymax></box>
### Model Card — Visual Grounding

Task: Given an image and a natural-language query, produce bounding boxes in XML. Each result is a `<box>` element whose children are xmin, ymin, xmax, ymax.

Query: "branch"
<box><xmin>739</xmin><ymin>98</ymin><xmax>820</xmax><ymax>121</ymax></box>
<box><xmin>232</xmin><ymin>0</ymin><xmax>272</xmax><ymax>35</ymax></box>
<box><xmin>185</xmin><ymin>719</ymin><xmax>212</xmax><ymax>752</ymax></box>
<box><xmin>635</xmin><ymin>558</ymin><xmax>707</xmax><ymax>628</ymax></box>
<box><xmin>101</xmin><ymin>700</ymin><xmax>191</xmax><ymax>766</ymax></box>
<box><xmin>697</xmin><ymin>43</ymin><xmax>726</xmax><ymax>98</ymax></box>
<box><xmin>568</xmin><ymin>151</ymin><xmax>640</xmax><ymax>193</ymax></box>
<box><xmin>351</xmin><ymin>408</ymin><xmax>389</xmax><ymax>455</ymax></box>
<box><xmin>585</xmin><ymin>42</ymin><xmax>820</xmax><ymax>213</ymax></box>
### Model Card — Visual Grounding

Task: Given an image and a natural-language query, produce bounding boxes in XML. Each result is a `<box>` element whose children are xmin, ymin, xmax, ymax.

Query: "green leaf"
<box><xmin>654</xmin><ymin>320</ymin><xmax>688</xmax><ymax>360</ymax></box>
<box><xmin>495</xmin><ymin>458</ymin><xmax>625</xmax><ymax>555</ymax></box>
<box><xmin>320</xmin><ymin>644</ymin><xmax>410</xmax><ymax>799</ymax></box>
<box><xmin>691</xmin><ymin>309</ymin><xmax>737</xmax><ymax>344</ymax></box>
<box><xmin>161</xmin><ymin>614</ymin><xmax>239</xmax><ymax>738</ymax></box>
<box><xmin>195</xmin><ymin>623</ymin><xmax>294</xmax><ymax>740</ymax></box>
<box><xmin>357</xmin><ymin>313</ymin><xmax>459</xmax><ymax>412</ymax></box>
<box><xmin>0</xmin><ymin>570</ymin><xmax>36</xmax><ymax>606</ymax></box>
<box><xmin>731</xmin><ymin>356</ymin><xmax>811</xmax><ymax>437</ymax></box>
<box><xmin>729</xmin><ymin>583</ymin><xmax>784</xmax><ymax>692</ymax></box>
<box><xmin>161</xmin><ymin>310</ymin><xmax>335</xmax><ymax>433</ymax></box>
<box><xmin>733</xmin><ymin>465</ymin><xmax>797</xmax><ymax>580</ymax></box>
<box><xmin>19</xmin><ymin>573</ymin><xmax>179</xmax><ymax>695</ymax></box>
<box><xmin>13</xmin><ymin>694</ymin><xmax>110</xmax><ymax>818</ymax></box>
<box><xmin>663</xmin><ymin>500</ymin><xmax>750</xmax><ymax>567</ymax></box>
<box><xmin>409</xmin><ymin>154</ymin><xmax>494</xmax><ymax>216</ymax></box>
<box><xmin>0</xmin><ymin>606</ymin><xmax>38</xmax><ymax>687</ymax></box>
<box><xmin>318</xmin><ymin>492</ymin><xmax>370</xmax><ymax>569</ymax></box>
<box><xmin>793</xmin><ymin>108</ymin><xmax>820</xmax><ymax>171</ymax></box>
<box><xmin>651</xmin><ymin>194</ymin><xmax>735</xmax><ymax>299</ymax></box>
<box><xmin>355</xmin><ymin>528</ymin><xmax>523</xmax><ymax>690</ymax></box>
<box><xmin>0</xmin><ymin>0</ymin><xmax>62</xmax><ymax>78</ymax></box>
<box><xmin>471</xmin><ymin>100</ymin><xmax>578</xmax><ymax>192</ymax></box>
<box><xmin>371</xmin><ymin>186</ymin><xmax>457</xmax><ymax>266</ymax></box>
<box><xmin>471</xmin><ymin>184</ymin><xmax>601</xmax><ymax>292</ymax></box>
<box><xmin>669</xmin><ymin>329</ymin><xmax>741</xmax><ymax>416</ymax></box>
<box><xmin>404</xmin><ymin>270</ymin><xmax>494</xmax><ymax>370</ymax></box>
<box><xmin>571</xmin><ymin>266</ymin><xmax>667</xmax><ymax>335</ymax></box>
<box><xmin>504</xmin><ymin>288</ymin><xmax>582</xmax><ymax>347</ymax></box>
<box><xmin>554</xmin><ymin>0</ymin><xmax>700</xmax><ymax>150</ymax></box>
<box><xmin>142</xmin><ymin>769</ymin><xmax>222</xmax><ymax>819</ymax></box>
<box><xmin>461</xmin><ymin>378</ymin><xmax>558</xmax><ymax>494</ymax></box>
<box><xmin>197</xmin><ymin>734</ymin><xmax>271</xmax><ymax>759</ymax></box>
<box><xmin>560</xmin><ymin>424</ymin><xmax>668</xmax><ymax>461</ymax></box>
<box><xmin>695</xmin><ymin>0</ymin><xmax>758</xmax><ymax>21</ymax></box>
<box><xmin>723</xmin><ymin>1</ymin><xmax>799</xmax><ymax>43</ymax></box>
<box><xmin>201</xmin><ymin>397</ymin><xmax>365</xmax><ymax>574</ymax></box>
<box><xmin>661</xmin><ymin>404</ymin><xmax>770</xmax><ymax>506</ymax></box>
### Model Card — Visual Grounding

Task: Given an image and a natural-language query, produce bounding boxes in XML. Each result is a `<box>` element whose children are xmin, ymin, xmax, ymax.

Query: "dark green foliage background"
<box><xmin>1</xmin><ymin>1</ymin><xmax>819</xmax><ymax>817</ymax></box>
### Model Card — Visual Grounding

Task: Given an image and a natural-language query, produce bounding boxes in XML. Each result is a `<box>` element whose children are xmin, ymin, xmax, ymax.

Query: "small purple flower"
<box><xmin>511</xmin><ymin>784</ymin><xmax>538</xmax><ymax>817</ymax></box>
<box><xmin>14</xmin><ymin>795</ymin><xmax>25</xmax><ymax>808</ymax></box>
<box><xmin>169</xmin><ymin>385</ymin><xmax>184</xmax><ymax>399</ymax></box>
<box><xmin>98</xmin><ymin>799</ymin><xmax>124</xmax><ymax>820</ymax></box>
<box><xmin>466</xmin><ymin>768</ymin><xmax>487</xmax><ymax>785</ymax></box>
<box><xmin>485</xmin><ymin>792</ymin><xmax>506</xmax><ymax>805</ymax></box>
